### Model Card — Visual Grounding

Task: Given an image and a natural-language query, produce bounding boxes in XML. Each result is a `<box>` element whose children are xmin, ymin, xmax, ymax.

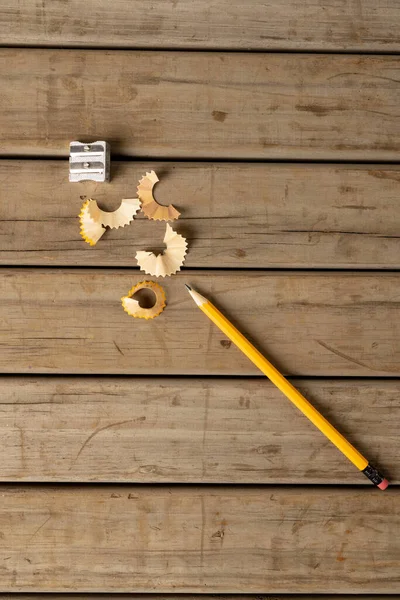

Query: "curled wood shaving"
<box><xmin>135</xmin><ymin>224</ymin><xmax>187</xmax><ymax>277</ymax></box>
<box><xmin>87</xmin><ymin>197</ymin><xmax>141</xmax><ymax>229</ymax></box>
<box><xmin>137</xmin><ymin>171</ymin><xmax>180</xmax><ymax>221</ymax></box>
<box><xmin>79</xmin><ymin>199</ymin><xmax>106</xmax><ymax>246</ymax></box>
<box><xmin>121</xmin><ymin>280</ymin><xmax>166</xmax><ymax>320</ymax></box>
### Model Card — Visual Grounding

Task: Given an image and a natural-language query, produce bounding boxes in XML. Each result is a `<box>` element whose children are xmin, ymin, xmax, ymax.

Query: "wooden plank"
<box><xmin>1</xmin><ymin>270</ymin><xmax>399</xmax><ymax>376</ymax></box>
<box><xmin>1</xmin><ymin>1</ymin><xmax>400</xmax><ymax>52</ymax></box>
<box><xmin>0</xmin><ymin>486</ymin><xmax>398</xmax><ymax>592</ymax></box>
<box><xmin>1</xmin><ymin>50</ymin><xmax>400</xmax><ymax>160</ymax></box>
<box><xmin>0</xmin><ymin>377</ymin><xmax>397</xmax><ymax>484</ymax></box>
<box><xmin>2</xmin><ymin>161</ymin><xmax>399</xmax><ymax>269</ymax></box>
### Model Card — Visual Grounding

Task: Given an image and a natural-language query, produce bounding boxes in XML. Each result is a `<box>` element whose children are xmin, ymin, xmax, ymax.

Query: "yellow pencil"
<box><xmin>185</xmin><ymin>284</ymin><xmax>388</xmax><ymax>489</ymax></box>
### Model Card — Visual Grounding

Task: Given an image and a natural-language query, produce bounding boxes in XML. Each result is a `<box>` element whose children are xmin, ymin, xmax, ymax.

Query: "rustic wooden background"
<box><xmin>0</xmin><ymin>0</ymin><xmax>399</xmax><ymax>596</ymax></box>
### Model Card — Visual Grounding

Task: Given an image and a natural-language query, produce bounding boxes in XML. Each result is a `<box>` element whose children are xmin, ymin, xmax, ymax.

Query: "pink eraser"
<box><xmin>378</xmin><ymin>478</ymin><xmax>389</xmax><ymax>490</ymax></box>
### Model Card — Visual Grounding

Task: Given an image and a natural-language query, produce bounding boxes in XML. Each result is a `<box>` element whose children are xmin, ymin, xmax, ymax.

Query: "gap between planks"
<box><xmin>0</xmin><ymin>597</ymin><xmax>399</xmax><ymax>600</ymax></box>
<box><xmin>2</xmin><ymin>44</ymin><xmax>400</xmax><ymax>56</ymax></box>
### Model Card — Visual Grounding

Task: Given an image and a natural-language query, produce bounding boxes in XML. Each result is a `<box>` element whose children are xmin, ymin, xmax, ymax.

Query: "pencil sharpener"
<box><xmin>69</xmin><ymin>141</ymin><xmax>110</xmax><ymax>182</ymax></box>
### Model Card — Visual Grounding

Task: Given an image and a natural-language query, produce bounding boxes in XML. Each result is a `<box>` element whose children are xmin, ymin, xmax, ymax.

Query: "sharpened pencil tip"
<box><xmin>185</xmin><ymin>284</ymin><xmax>192</xmax><ymax>291</ymax></box>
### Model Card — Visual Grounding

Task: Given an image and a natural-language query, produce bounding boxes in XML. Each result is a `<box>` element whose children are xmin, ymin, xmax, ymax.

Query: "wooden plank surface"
<box><xmin>1</xmin><ymin>50</ymin><xmax>400</xmax><ymax>160</ymax></box>
<box><xmin>0</xmin><ymin>486</ymin><xmax>398</xmax><ymax>592</ymax></box>
<box><xmin>2</xmin><ymin>160</ymin><xmax>400</xmax><ymax>269</ymax></box>
<box><xmin>1</xmin><ymin>1</ymin><xmax>400</xmax><ymax>52</ymax></box>
<box><xmin>0</xmin><ymin>377</ymin><xmax>396</xmax><ymax>484</ymax></box>
<box><xmin>1</xmin><ymin>270</ymin><xmax>400</xmax><ymax>376</ymax></box>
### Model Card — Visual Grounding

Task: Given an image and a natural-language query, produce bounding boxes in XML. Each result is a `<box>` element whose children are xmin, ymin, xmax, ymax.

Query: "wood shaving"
<box><xmin>87</xmin><ymin>197</ymin><xmax>141</xmax><ymax>229</ymax></box>
<box><xmin>79</xmin><ymin>199</ymin><xmax>106</xmax><ymax>246</ymax></box>
<box><xmin>136</xmin><ymin>224</ymin><xmax>187</xmax><ymax>277</ymax></box>
<box><xmin>137</xmin><ymin>171</ymin><xmax>180</xmax><ymax>221</ymax></box>
<box><xmin>121</xmin><ymin>281</ymin><xmax>166</xmax><ymax>320</ymax></box>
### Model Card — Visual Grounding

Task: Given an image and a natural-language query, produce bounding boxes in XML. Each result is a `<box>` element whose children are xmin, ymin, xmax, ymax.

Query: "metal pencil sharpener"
<box><xmin>69</xmin><ymin>141</ymin><xmax>110</xmax><ymax>182</ymax></box>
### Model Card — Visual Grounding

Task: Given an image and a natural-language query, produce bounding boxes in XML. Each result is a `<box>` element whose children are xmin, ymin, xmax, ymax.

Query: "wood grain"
<box><xmin>0</xmin><ymin>377</ymin><xmax>396</xmax><ymax>483</ymax></box>
<box><xmin>1</xmin><ymin>269</ymin><xmax>399</xmax><ymax>376</ymax></box>
<box><xmin>0</xmin><ymin>486</ymin><xmax>398</xmax><ymax>592</ymax></box>
<box><xmin>1</xmin><ymin>0</ymin><xmax>400</xmax><ymax>51</ymax></box>
<box><xmin>1</xmin><ymin>161</ymin><xmax>399</xmax><ymax>269</ymax></box>
<box><xmin>1</xmin><ymin>50</ymin><xmax>400</xmax><ymax>160</ymax></box>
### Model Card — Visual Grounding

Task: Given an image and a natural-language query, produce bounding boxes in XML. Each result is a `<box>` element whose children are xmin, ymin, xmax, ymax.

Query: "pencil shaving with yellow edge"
<box><xmin>79</xmin><ymin>199</ymin><xmax>106</xmax><ymax>246</ymax></box>
<box><xmin>87</xmin><ymin>197</ymin><xmax>141</xmax><ymax>229</ymax></box>
<box><xmin>121</xmin><ymin>281</ymin><xmax>166</xmax><ymax>320</ymax></box>
<box><xmin>137</xmin><ymin>171</ymin><xmax>180</xmax><ymax>221</ymax></box>
<box><xmin>136</xmin><ymin>223</ymin><xmax>188</xmax><ymax>277</ymax></box>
